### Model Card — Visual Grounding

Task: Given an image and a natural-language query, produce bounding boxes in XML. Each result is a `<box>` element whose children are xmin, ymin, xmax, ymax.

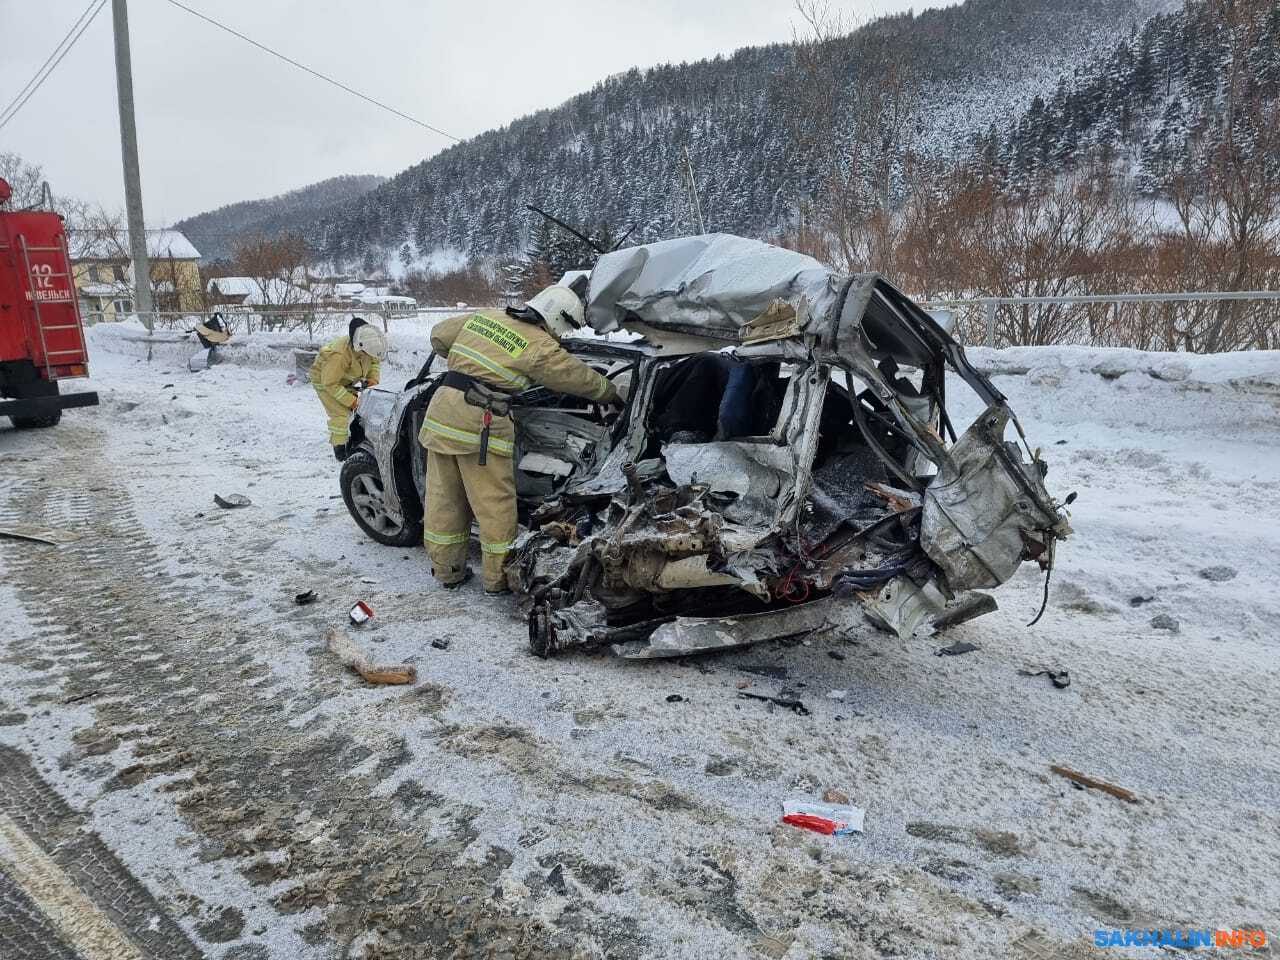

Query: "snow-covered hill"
<box><xmin>188</xmin><ymin>0</ymin><xmax>1233</xmax><ymax>271</ymax></box>
<box><xmin>173</xmin><ymin>174</ymin><xmax>386</xmax><ymax>262</ymax></box>
<box><xmin>983</xmin><ymin>0</ymin><xmax>1280</xmax><ymax>191</ymax></box>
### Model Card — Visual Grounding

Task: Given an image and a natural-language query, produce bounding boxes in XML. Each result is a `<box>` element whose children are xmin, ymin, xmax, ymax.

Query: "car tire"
<box><xmin>9</xmin><ymin>379</ymin><xmax>61</xmax><ymax>429</ymax></box>
<box><xmin>340</xmin><ymin>449</ymin><xmax>422</xmax><ymax>547</ymax></box>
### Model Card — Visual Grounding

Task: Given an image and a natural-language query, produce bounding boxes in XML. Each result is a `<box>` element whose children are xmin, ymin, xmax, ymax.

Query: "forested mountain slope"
<box><xmin>313</xmin><ymin>0</ymin><xmax>1167</xmax><ymax>270</ymax></box>
<box><xmin>980</xmin><ymin>1</ymin><xmax>1280</xmax><ymax>191</ymax></box>
<box><xmin>187</xmin><ymin>1</ymin><xmax>1254</xmax><ymax>271</ymax></box>
<box><xmin>174</xmin><ymin>174</ymin><xmax>385</xmax><ymax>261</ymax></box>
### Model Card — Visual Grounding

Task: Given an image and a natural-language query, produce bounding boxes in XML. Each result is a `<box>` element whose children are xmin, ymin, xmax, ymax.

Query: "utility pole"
<box><xmin>112</xmin><ymin>0</ymin><xmax>153</xmax><ymax>330</ymax></box>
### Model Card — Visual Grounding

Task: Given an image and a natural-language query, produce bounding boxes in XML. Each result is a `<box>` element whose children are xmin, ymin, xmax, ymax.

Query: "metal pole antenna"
<box><xmin>112</xmin><ymin>0</ymin><xmax>154</xmax><ymax>331</ymax></box>
<box><xmin>682</xmin><ymin>147</ymin><xmax>705</xmax><ymax>235</ymax></box>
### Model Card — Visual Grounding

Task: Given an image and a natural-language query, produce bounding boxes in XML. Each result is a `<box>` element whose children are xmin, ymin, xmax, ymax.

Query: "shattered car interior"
<box><xmin>344</xmin><ymin>233</ymin><xmax>1072</xmax><ymax>661</ymax></box>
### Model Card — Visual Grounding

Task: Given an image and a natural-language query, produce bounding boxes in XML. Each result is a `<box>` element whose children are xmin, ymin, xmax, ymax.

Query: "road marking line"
<box><xmin>0</xmin><ymin>811</ymin><xmax>147</xmax><ymax>960</ymax></box>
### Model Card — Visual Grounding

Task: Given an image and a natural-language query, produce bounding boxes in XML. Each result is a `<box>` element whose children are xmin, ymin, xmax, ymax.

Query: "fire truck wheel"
<box><xmin>9</xmin><ymin>379</ymin><xmax>61</xmax><ymax>429</ymax></box>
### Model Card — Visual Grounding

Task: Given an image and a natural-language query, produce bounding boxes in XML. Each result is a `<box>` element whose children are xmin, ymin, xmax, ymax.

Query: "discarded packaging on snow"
<box><xmin>349</xmin><ymin>600</ymin><xmax>374</xmax><ymax>625</ymax></box>
<box><xmin>781</xmin><ymin>798</ymin><xmax>866</xmax><ymax>836</ymax></box>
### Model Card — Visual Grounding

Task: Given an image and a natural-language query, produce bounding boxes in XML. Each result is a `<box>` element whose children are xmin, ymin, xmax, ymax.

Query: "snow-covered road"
<box><xmin>1</xmin><ymin>325</ymin><xmax>1277</xmax><ymax>959</ymax></box>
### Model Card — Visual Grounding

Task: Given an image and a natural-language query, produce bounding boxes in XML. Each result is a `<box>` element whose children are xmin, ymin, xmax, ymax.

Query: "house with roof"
<box><xmin>206</xmin><ymin>276</ymin><xmax>315</xmax><ymax>307</ymax></box>
<box><xmin>72</xmin><ymin>229</ymin><xmax>204</xmax><ymax>321</ymax></box>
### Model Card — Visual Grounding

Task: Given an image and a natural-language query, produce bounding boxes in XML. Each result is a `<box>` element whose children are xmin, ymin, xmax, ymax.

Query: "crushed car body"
<box><xmin>505</xmin><ymin>234</ymin><xmax>1072</xmax><ymax>658</ymax></box>
<box><xmin>339</xmin><ymin>233</ymin><xmax>1071</xmax><ymax>660</ymax></box>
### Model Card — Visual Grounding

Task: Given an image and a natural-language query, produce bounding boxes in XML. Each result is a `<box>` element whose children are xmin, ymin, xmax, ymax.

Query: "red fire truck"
<box><xmin>0</xmin><ymin>176</ymin><xmax>99</xmax><ymax>428</ymax></box>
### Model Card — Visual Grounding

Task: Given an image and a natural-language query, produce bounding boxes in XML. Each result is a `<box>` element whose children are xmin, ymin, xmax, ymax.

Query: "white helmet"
<box><xmin>351</xmin><ymin>323</ymin><xmax>388</xmax><ymax>360</ymax></box>
<box><xmin>525</xmin><ymin>285</ymin><xmax>585</xmax><ymax>339</ymax></box>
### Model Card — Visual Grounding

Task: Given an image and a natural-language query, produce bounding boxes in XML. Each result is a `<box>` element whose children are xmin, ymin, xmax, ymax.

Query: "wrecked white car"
<box><xmin>342</xmin><ymin>234</ymin><xmax>1072</xmax><ymax>660</ymax></box>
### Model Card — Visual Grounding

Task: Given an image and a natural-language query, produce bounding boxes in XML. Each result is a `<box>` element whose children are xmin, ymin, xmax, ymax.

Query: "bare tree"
<box><xmin>0</xmin><ymin>152</ymin><xmax>51</xmax><ymax>209</ymax></box>
<box><xmin>231</xmin><ymin>233</ymin><xmax>314</xmax><ymax>310</ymax></box>
<box><xmin>1161</xmin><ymin>0</ymin><xmax>1280</xmax><ymax>350</ymax></box>
<box><xmin>779</xmin><ymin>1</ymin><xmax>922</xmax><ymax>273</ymax></box>
<box><xmin>402</xmin><ymin>263</ymin><xmax>502</xmax><ymax>306</ymax></box>
<box><xmin>892</xmin><ymin>164</ymin><xmax>1151</xmax><ymax>346</ymax></box>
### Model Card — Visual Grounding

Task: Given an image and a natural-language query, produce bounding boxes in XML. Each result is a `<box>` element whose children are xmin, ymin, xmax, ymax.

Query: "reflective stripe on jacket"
<box><xmin>309</xmin><ymin>335</ymin><xmax>381</xmax><ymax>408</ymax></box>
<box><xmin>419</xmin><ymin>310</ymin><xmax>616</xmax><ymax>457</ymax></box>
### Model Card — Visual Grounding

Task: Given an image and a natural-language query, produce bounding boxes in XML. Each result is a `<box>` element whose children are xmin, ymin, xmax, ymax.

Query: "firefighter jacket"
<box><xmin>419</xmin><ymin>310</ymin><xmax>617</xmax><ymax>458</ymax></box>
<box><xmin>309</xmin><ymin>335</ymin><xmax>381</xmax><ymax>410</ymax></box>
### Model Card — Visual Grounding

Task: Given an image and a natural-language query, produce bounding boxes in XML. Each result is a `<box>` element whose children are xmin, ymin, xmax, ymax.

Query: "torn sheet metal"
<box><xmin>0</xmin><ymin>525</ymin><xmax>82</xmax><ymax>546</ymax></box>
<box><xmin>920</xmin><ymin>404</ymin><xmax>1069</xmax><ymax>592</ymax></box>
<box><xmin>663</xmin><ymin>441</ymin><xmax>791</xmax><ymax>525</ymax></box>
<box><xmin>858</xmin><ymin>575</ymin><xmax>949</xmax><ymax>641</ymax></box>
<box><xmin>518</xmin><ymin>452</ymin><xmax>575</xmax><ymax>477</ymax></box>
<box><xmin>612</xmin><ymin>597</ymin><xmax>837</xmax><ymax>659</ymax></box>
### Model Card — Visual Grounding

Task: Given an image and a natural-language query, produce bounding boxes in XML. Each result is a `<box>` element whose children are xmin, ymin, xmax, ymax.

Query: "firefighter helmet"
<box><xmin>524</xmin><ymin>285</ymin><xmax>585</xmax><ymax>340</ymax></box>
<box><xmin>351</xmin><ymin>323</ymin><xmax>388</xmax><ymax>360</ymax></box>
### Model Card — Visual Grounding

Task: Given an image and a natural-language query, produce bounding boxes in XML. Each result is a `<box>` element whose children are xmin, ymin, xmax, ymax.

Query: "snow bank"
<box><xmin>966</xmin><ymin>345</ymin><xmax>1280</xmax><ymax>394</ymax></box>
<box><xmin>86</xmin><ymin>319</ymin><xmax>442</xmax><ymax>377</ymax></box>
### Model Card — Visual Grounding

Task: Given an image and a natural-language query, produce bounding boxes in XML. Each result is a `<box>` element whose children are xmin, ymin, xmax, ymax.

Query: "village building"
<box><xmin>72</xmin><ymin>229</ymin><xmax>203</xmax><ymax>321</ymax></box>
<box><xmin>205</xmin><ymin>276</ymin><xmax>315</xmax><ymax>308</ymax></box>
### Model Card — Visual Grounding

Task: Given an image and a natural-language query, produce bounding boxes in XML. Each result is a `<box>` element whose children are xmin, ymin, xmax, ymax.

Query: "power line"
<box><xmin>0</xmin><ymin>0</ymin><xmax>107</xmax><ymax>133</ymax></box>
<box><xmin>0</xmin><ymin>0</ymin><xmax>99</xmax><ymax>127</ymax></box>
<box><xmin>163</xmin><ymin>0</ymin><xmax>462</xmax><ymax>143</ymax></box>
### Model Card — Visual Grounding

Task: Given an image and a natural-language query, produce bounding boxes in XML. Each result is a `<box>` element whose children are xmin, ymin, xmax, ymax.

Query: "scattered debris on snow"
<box><xmin>1049</xmin><ymin>765</ymin><xmax>1140</xmax><ymax>804</ymax></box>
<box><xmin>1198</xmin><ymin>565</ymin><xmax>1237</xmax><ymax>582</ymax></box>
<box><xmin>781</xmin><ymin>798</ymin><xmax>866</xmax><ymax>836</ymax></box>
<box><xmin>738</xmin><ymin>691</ymin><xmax>810</xmax><ymax>716</ymax></box>
<box><xmin>1019</xmin><ymin>668</ymin><xmax>1071</xmax><ymax>689</ymax></box>
<box><xmin>324</xmin><ymin>627</ymin><xmax>415</xmax><ymax>685</ymax></box>
<box><xmin>0</xmin><ymin>525</ymin><xmax>82</xmax><ymax>546</ymax></box>
<box><xmin>936</xmin><ymin>641</ymin><xmax>980</xmax><ymax>656</ymax></box>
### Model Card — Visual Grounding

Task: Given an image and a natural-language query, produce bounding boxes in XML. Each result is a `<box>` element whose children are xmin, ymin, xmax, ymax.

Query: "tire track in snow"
<box><xmin>0</xmin><ymin>436</ymin><xmax>593</xmax><ymax>958</ymax></box>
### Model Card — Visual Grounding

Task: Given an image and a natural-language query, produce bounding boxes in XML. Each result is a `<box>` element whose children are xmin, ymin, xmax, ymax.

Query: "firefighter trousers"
<box><xmin>424</xmin><ymin>449</ymin><xmax>517</xmax><ymax>592</ymax></box>
<box><xmin>314</xmin><ymin>387</ymin><xmax>353</xmax><ymax>445</ymax></box>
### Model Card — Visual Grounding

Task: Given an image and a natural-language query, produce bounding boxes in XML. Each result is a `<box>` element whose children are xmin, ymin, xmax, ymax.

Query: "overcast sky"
<box><xmin>1</xmin><ymin>0</ymin><xmax>944</xmax><ymax>224</ymax></box>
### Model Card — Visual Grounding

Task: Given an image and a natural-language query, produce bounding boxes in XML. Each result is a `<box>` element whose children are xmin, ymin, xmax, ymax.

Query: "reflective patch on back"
<box><xmin>463</xmin><ymin>315</ymin><xmax>529</xmax><ymax>358</ymax></box>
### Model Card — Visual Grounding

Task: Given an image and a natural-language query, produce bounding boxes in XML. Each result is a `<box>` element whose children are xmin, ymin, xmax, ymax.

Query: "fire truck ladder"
<box><xmin>15</xmin><ymin>232</ymin><xmax>91</xmax><ymax>380</ymax></box>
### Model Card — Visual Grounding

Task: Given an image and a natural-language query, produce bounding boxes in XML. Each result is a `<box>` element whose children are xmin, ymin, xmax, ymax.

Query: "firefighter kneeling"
<box><xmin>420</xmin><ymin>286</ymin><xmax>619</xmax><ymax>594</ymax></box>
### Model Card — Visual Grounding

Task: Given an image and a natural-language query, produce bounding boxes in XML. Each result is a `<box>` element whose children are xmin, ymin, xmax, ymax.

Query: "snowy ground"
<box><xmin>1</xmin><ymin>323</ymin><xmax>1277</xmax><ymax>959</ymax></box>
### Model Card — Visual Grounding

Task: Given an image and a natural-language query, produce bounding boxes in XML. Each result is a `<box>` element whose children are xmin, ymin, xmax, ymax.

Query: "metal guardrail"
<box><xmin>85</xmin><ymin>294</ymin><xmax>1280</xmax><ymax>353</ymax></box>
<box><xmin>918</xmin><ymin>291</ymin><xmax>1280</xmax><ymax>350</ymax></box>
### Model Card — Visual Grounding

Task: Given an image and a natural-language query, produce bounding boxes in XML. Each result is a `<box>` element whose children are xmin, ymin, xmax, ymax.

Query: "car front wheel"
<box><xmin>340</xmin><ymin>449</ymin><xmax>422</xmax><ymax>546</ymax></box>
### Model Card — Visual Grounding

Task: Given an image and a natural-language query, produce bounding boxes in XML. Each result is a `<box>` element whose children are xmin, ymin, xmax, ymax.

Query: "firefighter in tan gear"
<box><xmin>420</xmin><ymin>286</ymin><xmax>619</xmax><ymax>593</ymax></box>
<box><xmin>310</xmin><ymin>318</ymin><xmax>387</xmax><ymax>460</ymax></box>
